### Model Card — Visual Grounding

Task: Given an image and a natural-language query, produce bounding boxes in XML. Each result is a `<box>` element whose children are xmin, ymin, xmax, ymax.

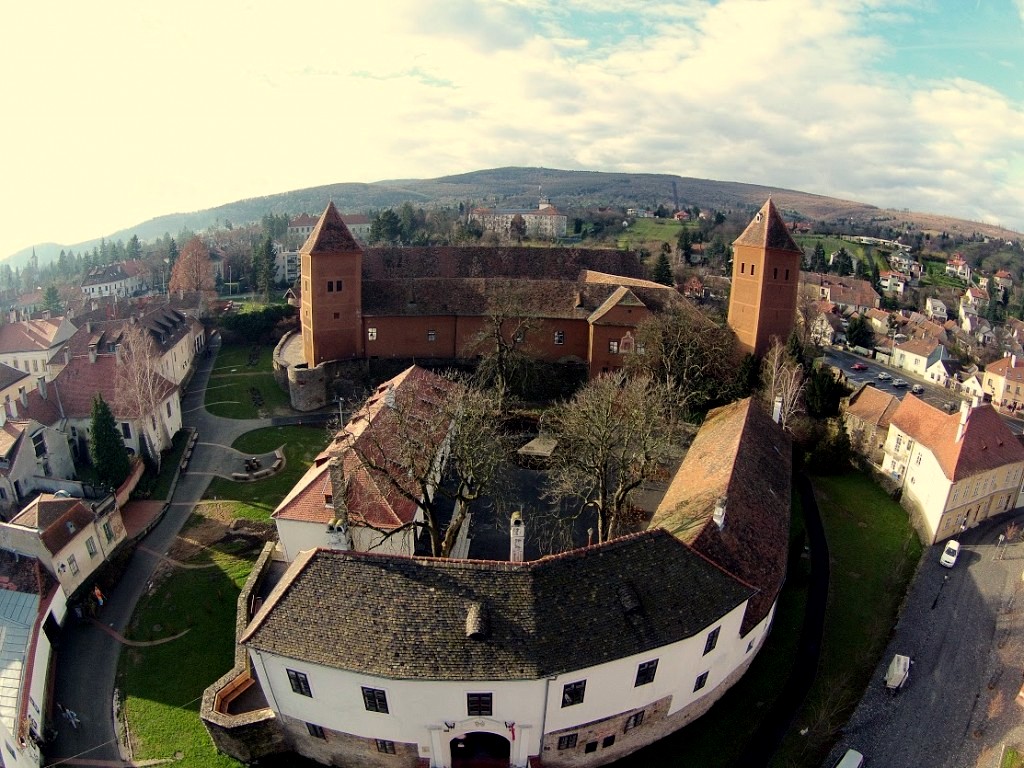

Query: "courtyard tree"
<box><xmin>168</xmin><ymin>236</ymin><xmax>216</xmax><ymax>313</ymax></box>
<box><xmin>114</xmin><ymin>322</ymin><xmax>172</xmax><ymax>471</ymax></box>
<box><xmin>624</xmin><ymin>303</ymin><xmax>741</xmax><ymax>418</ymax></box>
<box><xmin>89</xmin><ymin>394</ymin><xmax>132</xmax><ymax>490</ymax></box>
<box><xmin>465</xmin><ymin>282</ymin><xmax>539</xmax><ymax>411</ymax></box>
<box><xmin>250</xmin><ymin>236</ymin><xmax>276</xmax><ymax>300</ymax></box>
<box><xmin>760</xmin><ymin>338</ymin><xmax>804</xmax><ymax>431</ymax></box>
<box><xmin>347</xmin><ymin>376</ymin><xmax>508</xmax><ymax>558</ymax></box>
<box><xmin>544</xmin><ymin>373</ymin><xmax>675</xmax><ymax>544</ymax></box>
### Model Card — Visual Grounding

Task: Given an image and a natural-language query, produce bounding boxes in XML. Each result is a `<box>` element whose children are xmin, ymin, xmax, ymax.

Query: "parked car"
<box><xmin>911</xmin><ymin>384</ymin><xmax>925</xmax><ymax>395</ymax></box>
<box><xmin>851</xmin><ymin>362</ymin><xmax>868</xmax><ymax>371</ymax></box>
<box><xmin>892</xmin><ymin>378</ymin><xmax>908</xmax><ymax>388</ymax></box>
<box><xmin>835</xmin><ymin>749</ymin><xmax>864</xmax><ymax>768</ymax></box>
<box><xmin>940</xmin><ymin>539</ymin><xmax>960</xmax><ymax>568</ymax></box>
<box><xmin>877</xmin><ymin>371</ymin><xmax>892</xmax><ymax>381</ymax></box>
<box><xmin>943</xmin><ymin>401</ymin><xmax>959</xmax><ymax>413</ymax></box>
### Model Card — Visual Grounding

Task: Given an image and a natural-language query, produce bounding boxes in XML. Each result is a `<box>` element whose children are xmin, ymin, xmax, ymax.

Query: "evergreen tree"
<box><xmin>126</xmin><ymin>235</ymin><xmax>142</xmax><ymax>260</ymax></box>
<box><xmin>834</xmin><ymin>247</ymin><xmax>853</xmax><ymax>277</ymax></box>
<box><xmin>677</xmin><ymin>229</ymin><xmax>693</xmax><ymax>263</ymax></box>
<box><xmin>652</xmin><ymin>253</ymin><xmax>674</xmax><ymax>286</ymax></box>
<box><xmin>42</xmin><ymin>285</ymin><xmax>62</xmax><ymax>315</ymax></box>
<box><xmin>89</xmin><ymin>395</ymin><xmax>131</xmax><ymax>489</ymax></box>
<box><xmin>251</xmin><ymin>236</ymin><xmax>276</xmax><ymax>299</ymax></box>
<box><xmin>812</xmin><ymin>241</ymin><xmax>826</xmax><ymax>272</ymax></box>
<box><xmin>785</xmin><ymin>328</ymin><xmax>804</xmax><ymax>367</ymax></box>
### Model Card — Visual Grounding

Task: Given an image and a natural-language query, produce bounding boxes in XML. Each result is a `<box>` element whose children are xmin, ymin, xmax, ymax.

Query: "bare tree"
<box><xmin>625</xmin><ymin>303</ymin><xmax>741</xmax><ymax>419</ymax></box>
<box><xmin>761</xmin><ymin>338</ymin><xmax>805</xmax><ymax>430</ymax></box>
<box><xmin>795</xmin><ymin>290</ymin><xmax>822</xmax><ymax>347</ymax></box>
<box><xmin>345</xmin><ymin>375</ymin><xmax>508</xmax><ymax>558</ymax></box>
<box><xmin>114</xmin><ymin>322</ymin><xmax>173</xmax><ymax>470</ymax></box>
<box><xmin>544</xmin><ymin>373</ymin><xmax>675</xmax><ymax>544</ymax></box>
<box><xmin>169</xmin><ymin>236</ymin><xmax>216</xmax><ymax>314</ymax></box>
<box><xmin>465</xmin><ymin>283</ymin><xmax>538</xmax><ymax>411</ymax></box>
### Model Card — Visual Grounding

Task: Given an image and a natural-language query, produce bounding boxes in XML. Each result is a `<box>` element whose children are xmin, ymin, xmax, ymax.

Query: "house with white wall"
<box><xmin>204</xmin><ymin>398</ymin><xmax>792</xmax><ymax>768</ymax></box>
<box><xmin>0</xmin><ymin>318</ymin><xmax>76</xmax><ymax>382</ymax></box>
<box><xmin>80</xmin><ymin>262</ymin><xmax>145</xmax><ymax>298</ymax></box>
<box><xmin>892</xmin><ymin>337</ymin><xmax>946</xmax><ymax>377</ymax></box>
<box><xmin>0</xmin><ymin>406</ymin><xmax>75</xmax><ymax>514</ymax></box>
<box><xmin>883</xmin><ymin>396</ymin><xmax>1024</xmax><ymax>544</ymax></box>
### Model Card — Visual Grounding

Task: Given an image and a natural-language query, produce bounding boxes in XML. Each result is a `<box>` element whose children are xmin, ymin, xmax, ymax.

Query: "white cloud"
<box><xmin>1</xmin><ymin>0</ymin><xmax>1023</xmax><ymax>258</ymax></box>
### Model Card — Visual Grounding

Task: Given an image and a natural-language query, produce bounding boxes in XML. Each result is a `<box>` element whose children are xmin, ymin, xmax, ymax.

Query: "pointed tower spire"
<box><xmin>733</xmin><ymin>199</ymin><xmax>801</xmax><ymax>253</ymax></box>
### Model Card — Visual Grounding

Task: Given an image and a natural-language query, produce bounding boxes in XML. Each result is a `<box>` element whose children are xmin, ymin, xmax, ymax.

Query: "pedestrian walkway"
<box><xmin>47</xmin><ymin>335</ymin><xmax>284</xmax><ymax>765</ymax></box>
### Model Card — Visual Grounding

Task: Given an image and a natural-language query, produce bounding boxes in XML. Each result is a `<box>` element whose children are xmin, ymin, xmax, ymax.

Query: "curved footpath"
<box><xmin>737</xmin><ymin>472</ymin><xmax>830</xmax><ymax>768</ymax></box>
<box><xmin>48</xmin><ymin>338</ymin><xmax>282</xmax><ymax>766</ymax></box>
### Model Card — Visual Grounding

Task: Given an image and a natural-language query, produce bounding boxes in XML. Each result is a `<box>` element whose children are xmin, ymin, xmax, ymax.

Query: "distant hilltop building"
<box><xmin>469</xmin><ymin>197</ymin><xmax>568</xmax><ymax>238</ymax></box>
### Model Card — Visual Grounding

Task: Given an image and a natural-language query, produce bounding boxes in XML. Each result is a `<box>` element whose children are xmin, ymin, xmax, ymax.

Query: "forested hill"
<box><xmin>8</xmin><ymin>167</ymin><xmax>1020</xmax><ymax>266</ymax></box>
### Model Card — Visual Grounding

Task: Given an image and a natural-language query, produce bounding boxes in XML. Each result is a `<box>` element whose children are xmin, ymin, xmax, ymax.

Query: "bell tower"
<box><xmin>727</xmin><ymin>199</ymin><xmax>802</xmax><ymax>357</ymax></box>
<box><xmin>300</xmin><ymin>202</ymin><xmax>364</xmax><ymax>366</ymax></box>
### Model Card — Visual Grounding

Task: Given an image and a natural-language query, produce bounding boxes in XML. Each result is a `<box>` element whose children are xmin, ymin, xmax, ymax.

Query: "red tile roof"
<box><xmin>733</xmin><ymin>199</ymin><xmax>801</xmax><ymax>253</ymax></box>
<box><xmin>0</xmin><ymin>318</ymin><xmax>67</xmax><ymax>354</ymax></box>
<box><xmin>890</xmin><ymin>396</ymin><xmax>1024</xmax><ymax>481</ymax></box>
<box><xmin>10</xmin><ymin>494</ymin><xmax>96</xmax><ymax>555</ymax></box>
<box><xmin>985</xmin><ymin>355</ymin><xmax>1024</xmax><ymax>380</ymax></box>
<box><xmin>53</xmin><ymin>352</ymin><xmax>175</xmax><ymax>420</ymax></box>
<box><xmin>845</xmin><ymin>385</ymin><xmax>900</xmax><ymax>430</ymax></box>
<box><xmin>302</xmin><ymin>203</ymin><xmax>360</xmax><ymax>254</ymax></box>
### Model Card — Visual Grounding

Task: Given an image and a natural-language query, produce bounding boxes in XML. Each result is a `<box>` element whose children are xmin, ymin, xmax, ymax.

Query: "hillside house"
<box><xmin>844</xmin><ymin>385</ymin><xmax>900</xmax><ymax>466</ymax></box>
<box><xmin>946</xmin><ymin>254</ymin><xmax>972</xmax><ymax>282</ymax></box>
<box><xmin>799</xmin><ymin>273</ymin><xmax>880</xmax><ymax>314</ymax></box>
<box><xmin>469</xmin><ymin>198</ymin><xmax>569</xmax><ymax>239</ymax></box>
<box><xmin>926</xmin><ymin>298</ymin><xmax>947</xmax><ymax>322</ymax></box>
<box><xmin>884</xmin><ymin>396</ymin><xmax>1024</xmax><ymax>544</ymax></box>
<box><xmin>892</xmin><ymin>337</ymin><xmax>946</xmax><ymax>377</ymax></box>
<box><xmin>80</xmin><ymin>262</ymin><xmax>145</xmax><ymax>299</ymax></box>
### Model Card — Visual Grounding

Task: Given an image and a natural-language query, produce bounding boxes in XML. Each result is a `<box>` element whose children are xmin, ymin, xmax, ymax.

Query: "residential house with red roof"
<box><xmin>844</xmin><ymin>385</ymin><xmax>900</xmax><ymax>466</ymax></box>
<box><xmin>799</xmin><ymin>273</ymin><xmax>880</xmax><ymax>315</ymax></box>
<box><xmin>0</xmin><ymin>492</ymin><xmax>125</xmax><ymax>599</ymax></box>
<box><xmin>982</xmin><ymin>354</ymin><xmax>1024</xmax><ymax>413</ymax></box>
<box><xmin>945</xmin><ymin>254</ymin><xmax>972</xmax><ymax>282</ymax></box>
<box><xmin>0</xmin><ymin>318</ymin><xmax>76</xmax><ymax>382</ymax></box>
<box><xmin>203</xmin><ymin>399</ymin><xmax>792</xmax><ymax>768</ymax></box>
<box><xmin>273</xmin><ymin>366</ymin><xmax>457</xmax><ymax>560</ymax></box>
<box><xmin>883</xmin><ymin>396</ymin><xmax>1024</xmax><ymax>543</ymax></box>
<box><xmin>892</xmin><ymin>337</ymin><xmax>947</xmax><ymax>377</ymax></box>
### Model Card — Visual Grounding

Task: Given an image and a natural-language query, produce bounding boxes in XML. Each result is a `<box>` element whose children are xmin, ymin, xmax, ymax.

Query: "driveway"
<box><xmin>824</xmin><ymin>511</ymin><xmax>1024</xmax><ymax>768</ymax></box>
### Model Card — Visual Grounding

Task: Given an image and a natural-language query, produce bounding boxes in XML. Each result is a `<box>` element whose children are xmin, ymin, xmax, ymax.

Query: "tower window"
<box><xmin>335</xmin><ymin>279</ymin><xmax>343</xmax><ymax>292</ymax></box>
<box><xmin>751</xmin><ymin>264</ymin><xmax>756</xmax><ymax>277</ymax></box>
<box><xmin>785</xmin><ymin>269</ymin><xmax>790</xmax><ymax>280</ymax></box>
<box><xmin>427</xmin><ymin>330</ymin><xmax>437</xmax><ymax>342</ymax></box>
<box><xmin>368</xmin><ymin>328</ymin><xmax>377</xmax><ymax>341</ymax></box>
<box><xmin>741</xmin><ymin>263</ymin><xmax>745</xmax><ymax>274</ymax></box>
<box><xmin>773</xmin><ymin>267</ymin><xmax>778</xmax><ymax>279</ymax></box>
<box><xmin>327</xmin><ymin>281</ymin><xmax>334</xmax><ymax>292</ymax></box>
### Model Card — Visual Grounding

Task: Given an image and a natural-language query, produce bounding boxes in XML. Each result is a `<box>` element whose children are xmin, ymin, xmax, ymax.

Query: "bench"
<box><xmin>271</xmin><ymin>458</ymin><xmax>283</xmax><ymax>472</ymax></box>
<box><xmin>231</xmin><ymin>472</ymin><xmax>249</xmax><ymax>481</ymax></box>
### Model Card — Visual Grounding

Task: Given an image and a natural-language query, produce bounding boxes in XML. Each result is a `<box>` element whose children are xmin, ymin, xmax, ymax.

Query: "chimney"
<box><xmin>36</xmin><ymin>376</ymin><xmax>47</xmax><ymax>400</ymax></box>
<box><xmin>510</xmin><ymin>511</ymin><xmax>525</xmax><ymax>563</ymax></box>
<box><xmin>327</xmin><ymin>458</ymin><xmax>351</xmax><ymax>550</ymax></box>
<box><xmin>7</xmin><ymin>310</ymin><xmax>15</xmax><ymax>324</ymax></box>
<box><xmin>0</xmin><ymin>405</ymin><xmax>6</xmax><ymax>428</ymax></box>
<box><xmin>713</xmin><ymin>496</ymin><xmax>727</xmax><ymax>530</ymax></box>
<box><xmin>63</xmin><ymin>348</ymin><xmax>69</xmax><ymax>366</ymax></box>
<box><xmin>772</xmin><ymin>396</ymin><xmax>783</xmax><ymax>424</ymax></box>
<box><xmin>88</xmin><ymin>345</ymin><xmax>97</xmax><ymax>364</ymax></box>
<box><xmin>19</xmin><ymin>388</ymin><xmax>28</xmax><ymax>409</ymax></box>
<box><xmin>8</xmin><ymin>399</ymin><xmax>17</xmax><ymax>420</ymax></box>
<box><xmin>384</xmin><ymin>383</ymin><xmax>396</xmax><ymax>409</ymax></box>
<box><xmin>956</xmin><ymin>399</ymin><xmax>971</xmax><ymax>442</ymax></box>
<box><xmin>86</xmin><ymin>321</ymin><xmax>92</xmax><ymax>333</ymax></box>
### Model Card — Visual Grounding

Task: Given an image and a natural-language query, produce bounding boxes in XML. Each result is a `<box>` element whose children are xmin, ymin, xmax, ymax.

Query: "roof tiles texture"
<box><xmin>733</xmin><ymin>199</ymin><xmax>802</xmax><ymax>253</ymax></box>
<box><xmin>302</xmin><ymin>203</ymin><xmax>360</xmax><ymax>254</ymax></box>
<box><xmin>242</xmin><ymin>530</ymin><xmax>753</xmax><ymax>680</ymax></box>
<box><xmin>0</xmin><ymin>319</ymin><xmax>66</xmax><ymax>354</ymax></box>
<box><xmin>845</xmin><ymin>385</ymin><xmax>900</xmax><ymax>429</ymax></box>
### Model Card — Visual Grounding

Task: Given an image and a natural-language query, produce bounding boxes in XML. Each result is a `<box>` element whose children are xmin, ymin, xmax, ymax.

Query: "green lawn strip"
<box><xmin>204</xmin><ymin>372</ymin><xmax>290</xmax><ymax>419</ymax></box>
<box><xmin>617</xmin><ymin>218</ymin><xmax>683</xmax><ymax>249</ymax></box>
<box><xmin>1002</xmin><ymin>746</ymin><xmax>1024</xmax><ymax>768</ymax></box>
<box><xmin>771</xmin><ymin>471</ymin><xmax>922</xmax><ymax>767</ymax></box>
<box><xmin>203</xmin><ymin>425</ymin><xmax>332</xmax><ymax>519</ymax></box>
<box><xmin>209</xmin><ymin>342</ymin><xmax>272</xmax><ymax>373</ymax></box>
<box><xmin>149</xmin><ymin>430</ymin><xmax>190</xmax><ymax>500</ymax></box>
<box><xmin>617</xmin><ymin>485</ymin><xmax>809</xmax><ymax>768</ymax></box>
<box><xmin>118</xmin><ymin>537</ymin><xmax>254</xmax><ymax>768</ymax></box>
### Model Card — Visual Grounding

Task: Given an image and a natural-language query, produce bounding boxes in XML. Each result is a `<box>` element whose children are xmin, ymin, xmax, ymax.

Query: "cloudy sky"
<box><xmin>3</xmin><ymin>0</ymin><xmax>1023</xmax><ymax>259</ymax></box>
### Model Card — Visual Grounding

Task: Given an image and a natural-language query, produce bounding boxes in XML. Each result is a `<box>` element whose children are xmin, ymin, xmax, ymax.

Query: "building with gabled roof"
<box><xmin>0</xmin><ymin>318</ymin><xmax>76</xmax><ymax>383</ymax></box>
<box><xmin>892</xmin><ymin>337</ymin><xmax>947</xmax><ymax>377</ymax></box>
<box><xmin>883</xmin><ymin>395</ymin><xmax>1024</xmax><ymax>543</ymax></box>
<box><xmin>203</xmin><ymin>397</ymin><xmax>792</xmax><ymax>768</ymax></box>
<box><xmin>80</xmin><ymin>262</ymin><xmax>145</xmax><ymax>298</ymax></box>
<box><xmin>843</xmin><ymin>384</ymin><xmax>900</xmax><ymax>466</ymax></box>
<box><xmin>469</xmin><ymin>198</ymin><xmax>568</xmax><ymax>239</ymax></box>
<box><xmin>982</xmin><ymin>353</ymin><xmax>1024</xmax><ymax>413</ymax></box>
<box><xmin>726</xmin><ymin>199</ymin><xmax>802</xmax><ymax>356</ymax></box>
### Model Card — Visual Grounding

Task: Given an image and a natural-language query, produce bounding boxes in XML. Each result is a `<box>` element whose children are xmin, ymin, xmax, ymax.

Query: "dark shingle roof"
<box><xmin>242</xmin><ymin>530</ymin><xmax>752</xmax><ymax>680</ymax></box>
<box><xmin>733</xmin><ymin>199</ymin><xmax>801</xmax><ymax>253</ymax></box>
<box><xmin>302</xmin><ymin>202</ymin><xmax>360</xmax><ymax>254</ymax></box>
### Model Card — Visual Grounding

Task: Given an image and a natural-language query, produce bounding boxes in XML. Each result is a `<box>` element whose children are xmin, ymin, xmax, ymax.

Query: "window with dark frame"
<box><xmin>561</xmin><ymin>680</ymin><xmax>586</xmax><ymax>707</ymax></box>
<box><xmin>694</xmin><ymin>671</ymin><xmax>709</xmax><ymax>692</ymax></box>
<box><xmin>427</xmin><ymin>330</ymin><xmax>437</xmax><ymax>342</ymax></box>
<box><xmin>703</xmin><ymin>626</ymin><xmax>720</xmax><ymax>655</ymax></box>
<box><xmin>306</xmin><ymin>722</ymin><xmax>325</xmax><ymax>739</ymax></box>
<box><xmin>467</xmin><ymin>692</ymin><xmax>492</xmax><ymax>717</ymax></box>
<box><xmin>376</xmin><ymin>739</ymin><xmax>396</xmax><ymax>754</ymax></box>
<box><xmin>121</xmin><ymin>422</ymin><xmax>131</xmax><ymax>440</ymax></box>
<box><xmin>557</xmin><ymin>734</ymin><xmax>578</xmax><ymax>750</ymax></box>
<box><xmin>634</xmin><ymin>659</ymin><xmax>658</xmax><ymax>686</ymax></box>
<box><xmin>327</xmin><ymin>281</ymin><xmax>334</xmax><ymax>293</ymax></box>
<box><xmin>368</xmin><ymin>328</ymin><xmax>378</xmax><ymax>341</ymax></box>
<box><xmin>362</xmin><ymin>686</ymin><xmax>389</xmax><ymax>713</ymax></box>
<box><xmin>585</xmin><ymin>741</ymin><xmax>598</xmax><ymax>753</ymax></box>
<box><xmin>336</xmin><ymin>279</ymin><xmax>343</xmax><ymax>292</ymax></box>
<box><xmin>31</xmin><ymin>432</ymin><xmax>45</xmax><ymax>458</ymax></box>
<box><xmin>624</xmin><ymin>711</ymin><xmax>645</xmax><ymax>731</ymax></box>
<box><xmin>287</xmin><ymin>669</ymin><xmax>313</xmax><ymax>697</ymax></box>
<box><xmin>86</xmin><ymin>537</ymin><xmax>97</xmax><ymax>558</ymax></box>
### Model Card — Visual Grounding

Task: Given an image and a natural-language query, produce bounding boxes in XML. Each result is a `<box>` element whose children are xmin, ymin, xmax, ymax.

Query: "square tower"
<box><xmin>727</xmin><ymin>199</ymin><xmax>803</xmax><ymax>357</ymax></box>
<box><xmin>300</xmin><ymin>202</ymin><xmax>364</xmax><ymax>366</ymax></box>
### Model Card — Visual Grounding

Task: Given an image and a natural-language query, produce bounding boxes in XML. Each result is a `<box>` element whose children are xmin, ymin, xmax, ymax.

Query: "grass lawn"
<box><xmin>1002</xmin><ymin>746</ymin><xmax>1024</xmax><ymax>768</ymax></box>
<box><xmin>204</xmin><ymin>425</ymin><xmax>332</xmax><ymax>519</ymax></box>
<box><xmin>617</xmin><ymin>484</ymin><xmax>810</xmax><ymax>767</ymax></box>
<box><xmin>771</xmin><ymin>470</ymin><xmax>922</xmax><ymax>767</ymax></box>
<box><xmin>132</xmin><ymin>430</ymin><xmax>191</xmax><ymax>502</ymax></box>
<box><xmin>117</xmin><ymin>522</ymin><xmax>255</xmax><ymax>768</ymax></box>
<box><xmin>204</xmin><ymin>342</ymin><xmax>292</xmax><ymax>419</ymax></box>
<box><xmin>617</xmin><ymin>218</ymin><xmax>684</xmax><ymax>249</ymax></box>
<box><xmin>921</xmin><ymin>259</ymin><xmax>967</xmax><ymax>289</ymax></box>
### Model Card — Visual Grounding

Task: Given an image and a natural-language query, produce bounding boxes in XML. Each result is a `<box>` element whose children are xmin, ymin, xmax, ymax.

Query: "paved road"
<box><xmin>824</xmin><ymin>511</ymin><xmax>1024</xmax><ymax>768</ymax></box>
<box><xmin>48</xmin><ymin>336</ymin><xmax>282</xmax><ymax>764</ymax></box>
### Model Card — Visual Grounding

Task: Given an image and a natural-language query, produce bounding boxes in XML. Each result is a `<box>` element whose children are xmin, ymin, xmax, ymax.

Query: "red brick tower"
<box><xmin>300</xmin><ymin>202</ymin><xmax>364</xmax><ymax>366</ymax></box>
<box><xmin>727</xmin><ymin>199</ymin><xmax>803</xmax><ymax>357</ymax></box>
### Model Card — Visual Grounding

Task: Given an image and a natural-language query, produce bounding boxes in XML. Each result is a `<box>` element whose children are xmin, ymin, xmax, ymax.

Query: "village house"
<box><xmin>925</xmin><ymin>358</ymin><xmax>962</xmax><ymax>389</ymax></box>
<box><xmin>0</xmin><ymin>318</ymin><xmax>76</xmax><ymax>382</ymax></box>
<box><xmin>892</xmin><ymin>337</ymin><xmax>947</xmax><ymax>377</ymax></box>
<box><xmin>925</xmin><ymin>298</ymin><xmax>947</xmax><ymax>322</ymax></box>
<box><xmin>883</xmin><ymin>396</ymin><xmax>1024</xmax><ymax>544</ymax></box>
<box><xmin>960</xmin><ymin>286</ymin><xmax>988</xmax><ymax>318</ymax></box>
<box><xmin>80</xmin><ymin>262</ymin><xmax>145</xmax><ymax>299</ymax></box>
<box><xmin>202</xmin><ymin>399</ymin><xmax>792</xmax><ymax>768</ymax></box>
<box><xmin>995</xmin><ymin>270</ymin><xmax>1014</xmax><ymax>292</ymax></box>
<box><xmin>982</xmin><ymin>354</ymin><xmax>1024</xmax><ymax>413</ymax></box>
<box><xmin>799</xmin><ymin>273</ymin><xmax>880</xmax><ymax>314</ymax></box>
<box><xmin>878</xmin><ymin>271</ymin><xmax>909</xmax><ymax>297</ymax></box>
<box><xmin>843</xmin><ymin>385</ymin><xmax>900</xmax><ymax>466</ymax></box>
<box><xmin>945</xmin><ymin>254</ymin><xmax>972</xmax><ymax>282</ymax></box>
<box><xmin>0</xmin><ymin>400</ymin><xmax>75</xmax><ymax>514</ymax></box>
<box><xmin>959</xmin><ymin>372</ymin><xmax>985</xmax><ymax>399</ymax></box>
<box><xmin>810</xmin><ymin>312</ymin><xmax>845</xmax><ymax>346</ymax></box>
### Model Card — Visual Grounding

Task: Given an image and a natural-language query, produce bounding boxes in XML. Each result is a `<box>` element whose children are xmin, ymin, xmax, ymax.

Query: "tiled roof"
<box><xmin>588</xmin><ymin>286</ymin><xmax>646</xmax><ymax>325</ymax></box>
<box><xmin>241</xmin><ymin>530</ymin><xmax>753</xmax><ymax>680</ymax></box>
<box><xmin>0</xmin><ymin>318</ymin><xmax>67</xmax><ymax>354</ymax></box>
<box><xmin>301</xmin><ymin>203</ymin><xmax>360</xmax><ymax>254</ymax></box>
<box><xmin>733</xmin><ymin>199</ymin><xmax>802</xmax><ymax>253</ymax></box>
<box><xmin>648</xmin><ymin>398</ymin><xmax>791</xmax><ymax>635</ymax></box>
<box><xmin>895</xmin><ymin>337</ymin><xmax>939</xmax><ymax>358</ymax></box>
<box><xmin>15</xmin><ymin>384</ymin><xmax>63</xmax><ymax>428</ymax></box>
<box><xmin>985</xmin><ymin>356</ymin><xmax>1024</xmax><ymax>380</ymax></box>
<box><xmin>0</xmin><ymin>363</ymin><xmax>28</xmax><ymax>392</ymax></box>
<box><xmin>81</xmin><ymin>263</ymin><xmax>129</xmax><ymax>287</ymax></box>
<box><xmin>845</xmin><ymin>385</ymin><xmax>900</xmax><ymax>429</ymax></box>
<box><xmin>800</xmin><ymin>273</ymin><xmax>880</xmax><ymax>309</ymax></box>
<box><xmin>274</xmin><ymin>366</ymin><xmax>457</xmax><ymax>531</ymax></box>
<box><xmin>53</xmin><ymin>352</ymin><xmax>175</xmax><ymax>420</ymax></box>
<box><xmin>0</xmin><ymin>421</ymin><xmax>24</xmax><ymax>459</ymax></box>
<box><xmin>9</xmin><ymin>494</ymin><xmax>96</xmax><ymax>555</ymax></box>
<box><xmin>890</xmin><ymin>396</ymin><xmax>1024</xmax><ymax>481</ymax></box>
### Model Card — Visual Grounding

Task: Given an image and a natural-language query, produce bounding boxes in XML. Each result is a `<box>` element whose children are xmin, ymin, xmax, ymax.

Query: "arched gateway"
<box><xmin>450</xmin><ymin>731</ymin><xmax>511</xmax><ymax>768</ymax></box>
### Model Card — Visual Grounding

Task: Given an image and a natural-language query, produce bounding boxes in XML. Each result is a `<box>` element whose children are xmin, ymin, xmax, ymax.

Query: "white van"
<box><xmin>836</xmin><ymin>749</ymin><xmax>864</xmax><ymax>768</ymax></box>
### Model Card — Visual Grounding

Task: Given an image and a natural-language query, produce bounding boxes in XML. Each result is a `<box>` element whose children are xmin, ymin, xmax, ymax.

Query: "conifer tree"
<box><xmin>89</xmin><ymin>395</ymin><xmax>131</xmax><ymax>489</ymax></box>
<box><xmin>652</xmin><ymin>252</ymin><xmax>674</xmax><ymax>286</ymax></box>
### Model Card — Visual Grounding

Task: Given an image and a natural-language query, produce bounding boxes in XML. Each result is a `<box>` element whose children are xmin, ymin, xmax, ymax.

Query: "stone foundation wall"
<box><xmin>278</xmin><ymin>713</ymin><xmax>421</xmax><ymax>768</ymax></box>
<box><xmin>287</xmin><ymin>363</ymin><xmax>327</xmax><ymax>411</ymax></box>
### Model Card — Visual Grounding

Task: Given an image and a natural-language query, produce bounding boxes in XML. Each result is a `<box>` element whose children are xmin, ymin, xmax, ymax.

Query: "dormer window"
<box><xmin>66</xmin><ymin>521</ymin><xmax>76</xmax><ymax>534</ymax></box>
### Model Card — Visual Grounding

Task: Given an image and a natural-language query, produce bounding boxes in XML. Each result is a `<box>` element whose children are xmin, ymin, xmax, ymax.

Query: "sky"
<box><xmin>2</xmin><ymin>0</ymin><xmax>1023</xmax><ymax>259</ymax></box>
